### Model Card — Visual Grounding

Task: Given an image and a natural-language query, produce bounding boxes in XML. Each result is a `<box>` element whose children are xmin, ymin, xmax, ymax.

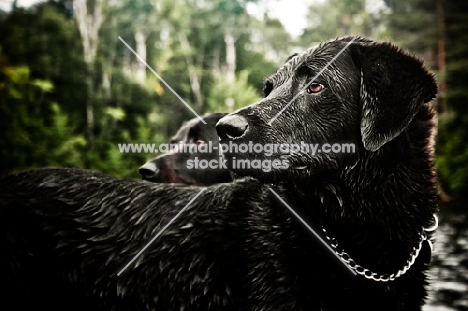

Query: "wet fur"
<box><xmin>0</xmin><ymin>37</ymin><xmax>438</xmax><ymax>310</ymax></box>
<box><xmin>216</xmin><ymin>36</ymin><xmax>439</xmax><ymax>309</ymax></box>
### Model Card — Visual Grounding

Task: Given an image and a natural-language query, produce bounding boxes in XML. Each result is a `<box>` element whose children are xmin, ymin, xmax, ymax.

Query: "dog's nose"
<box><xmin>139</xmin><ymin>162</ymin><xmax>158</xmax><ymax>179</ymax></box>
<box><xmin>216</xmin><ymin>115</ymin><xmax>248</xmax><ymax>140</ymax></box>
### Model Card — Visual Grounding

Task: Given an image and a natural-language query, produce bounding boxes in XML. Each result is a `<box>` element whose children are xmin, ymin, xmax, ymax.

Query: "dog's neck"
<box><xmin>274</xmin><ymin>105</ymin><xmax>438</xmax><ymax>275</ymax></box>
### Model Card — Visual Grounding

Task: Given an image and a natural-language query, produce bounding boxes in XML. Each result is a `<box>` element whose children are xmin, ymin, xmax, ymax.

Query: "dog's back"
<box><xmin>0</xmin><ymin>168</ymin><xmax>269</xmax><ymax>310</ymax></box>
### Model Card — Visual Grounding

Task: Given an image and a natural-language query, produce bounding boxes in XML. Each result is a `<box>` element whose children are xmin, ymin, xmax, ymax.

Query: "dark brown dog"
<box><xmin>139</xmin><ymin>113</ymin><xmax>233</xmax><ymax>185</ymax></box>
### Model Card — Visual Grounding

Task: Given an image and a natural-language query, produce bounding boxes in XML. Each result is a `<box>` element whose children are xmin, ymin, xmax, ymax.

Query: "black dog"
<box><xmin>216</xmin><ymin>36</ymin><xmax>438</xmax><ymax>308</ymax></box>
<box><xmin>0</xmin><ymin>37</ymin><xmax>438</xmax><ymax>310</ymax></box>
<box><xmin>139</xmin><ymin>112</ymin><xmax>233</xmax><ymax>185</ymax></box>
<box><xmin>0</xmin><ymin>169</ymin><xmax>270</xmax><ymax>310</ymax></box>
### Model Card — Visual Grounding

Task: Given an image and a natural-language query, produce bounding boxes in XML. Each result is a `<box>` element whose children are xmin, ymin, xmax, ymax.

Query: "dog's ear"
<box><xmin>351</xmin><ymin>41</ymin><xmax>437</xmax><ymax>151</ymax></box>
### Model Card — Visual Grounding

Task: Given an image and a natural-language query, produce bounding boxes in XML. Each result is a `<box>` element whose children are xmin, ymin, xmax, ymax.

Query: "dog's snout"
<box><xmin>139</xmin><ymin>162</ymin><xmax>158</xmax><ymax>179</ymax></box>
<box><xmin>216</xmin><ymin>115</ymin><xmax>248</xmax><ymax>140</ymax></box>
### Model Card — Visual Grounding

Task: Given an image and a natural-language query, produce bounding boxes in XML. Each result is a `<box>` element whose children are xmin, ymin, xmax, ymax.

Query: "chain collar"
<box><xmin>321</xmin><ymin>214</ymin><xmax>438</xmax><ymax>282</ymax></box>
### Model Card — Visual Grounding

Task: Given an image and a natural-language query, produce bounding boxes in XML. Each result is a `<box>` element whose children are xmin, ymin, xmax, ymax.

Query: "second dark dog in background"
<box><xmin>139</xmin><ymin>113</ymin><xmax>233</xmax><ymax>186</ymax></box>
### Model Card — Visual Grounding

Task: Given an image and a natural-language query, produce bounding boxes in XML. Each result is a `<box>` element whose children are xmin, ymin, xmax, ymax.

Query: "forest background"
<box><xmin>0</xmin><ymin>0</ymin><xmax>467</xmax><ymax>199</ymax></box>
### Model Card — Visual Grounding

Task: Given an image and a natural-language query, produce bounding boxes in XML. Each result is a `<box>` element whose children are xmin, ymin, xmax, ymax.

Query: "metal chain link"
<box><xmin>321</xmin><ymin>214</ymin><xmax>438</xmax><ymax>282</ymax></box>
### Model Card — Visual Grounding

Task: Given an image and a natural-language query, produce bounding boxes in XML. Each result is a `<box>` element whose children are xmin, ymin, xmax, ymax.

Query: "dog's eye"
<box><xmin>263</xmin><ymin>80</ymin><xmax>274</xmax><ymax>97</ymax></box>
<box><xmin>306</xmin><ymin>83</ymin><xmax>324</xmax><ymax>94</ymax></box>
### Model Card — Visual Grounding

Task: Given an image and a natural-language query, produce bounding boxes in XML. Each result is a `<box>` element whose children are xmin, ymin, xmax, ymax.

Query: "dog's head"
<box><xmin>216</xmin><ymin>37</ymin><xmax>437</xmax><ymax>182</ymax></box>
<box><xmin>140</xmin><ymin>112</ymin><xmax>233</xmax><ymax>186</ymax></box>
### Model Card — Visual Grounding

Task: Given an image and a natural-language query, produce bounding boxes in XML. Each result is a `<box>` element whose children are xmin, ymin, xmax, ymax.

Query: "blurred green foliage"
<box><xmin>435</xmin><ymin>0</ymin><xmax>468</xmax><ymax>197</ymax></box>
<box><xmin>206</xmin><ymin>70</ymin><xmax>261</xmax><ymax>112</ymax></box>
<box><xmin>0</xmin><ymin>0</ymin><xmax>466</xmax><ymax>197</ymax></box>
<box><xmin>0</xmin><ymin>0</ymin><xmax>283</xmax><ymax>179</ymax></box>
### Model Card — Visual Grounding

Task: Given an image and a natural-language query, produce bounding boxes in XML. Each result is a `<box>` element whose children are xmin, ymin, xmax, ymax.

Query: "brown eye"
<box><xmin>306</xmin><ymin>83</ymin><xmax>324</xmax><ymax>94</ymax></box>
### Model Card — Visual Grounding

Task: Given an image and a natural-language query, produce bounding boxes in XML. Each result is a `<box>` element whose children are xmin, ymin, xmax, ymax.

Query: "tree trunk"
<box><xmin>224</xmin><ymin>30</ymin><xmax>236</xmax><ymax>85</ymax></box>
<box><xmin>86</xmin><ymin>62</ymin><xmax>94</xmax><ymax>154</ymax></box>
<box><xmin>437</xmin><ymin>0</ymin><xmax>446</xmax><ymax>113</ymax></box>
<box><xmin>134</xmin><ymin>30</ymin><xmax>147</xmax><ymax>83</ymax></box>
<box><xmin>73</xmin><ymin>0</ymin><xmax>104</xmax><ymax>164</ymax></box>
<box><xmin>224</xmin><ymin>29</ymin><xmax>237</xmax><ymax>111</ymax></box>
<box><xmin>178</xmin><ymin>33</ymin><xmax>203</xmax><ymax>109</ymax></box>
